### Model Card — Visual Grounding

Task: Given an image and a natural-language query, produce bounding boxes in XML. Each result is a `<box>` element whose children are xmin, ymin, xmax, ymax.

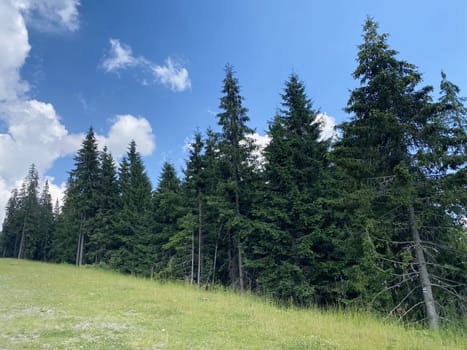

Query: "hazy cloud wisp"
<box><xmin>13</xmin><ymin>0</ymin><xmax>81</xmax><ymax>32</ymax></box>
<box><xmin>101</xmin><ymin>38</ymin><xmax>191</xmax><ymax>92</ymax></box>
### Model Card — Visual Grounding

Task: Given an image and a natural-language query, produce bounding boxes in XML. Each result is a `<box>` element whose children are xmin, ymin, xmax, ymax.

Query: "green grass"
<box><xmin>0</xmin><ymin>259</ymin><xmax>464</xmax><ymax>349</ymax></box>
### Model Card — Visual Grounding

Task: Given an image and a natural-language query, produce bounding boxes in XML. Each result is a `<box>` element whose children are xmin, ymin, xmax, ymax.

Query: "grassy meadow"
<box><xmin>0</xmin><ymin>259</ymin><xmax>465</xmax><ymax>349</ymax></box>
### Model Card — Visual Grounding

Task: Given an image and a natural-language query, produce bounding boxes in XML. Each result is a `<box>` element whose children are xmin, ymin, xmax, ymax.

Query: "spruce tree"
<box><xmin>214</xmin><ymin>64</ymin><xmax>256</xmax><ymax>292</ymax></box>
<box><xmin>53</xmin><ymin>128</ymin><xmax>100</xmax><ymax>265</ymax></box>
<box><xmin>333</xmin><ymin>18</ymin><xmax>467</xmax><ymax>328</ymax></box>
<box><xmin>152</xmin><ymin>162</ymin><xmax>187</xmax><ymax>279</ymax></box>
<box><xmin>0</xmin><ymin>189</ymin><xmax>21</xmax><ymax>257</ymax></box>
<box><xmin>111</xmin><ymin>140</ymin><xmax>152</xmax><ymax>275</ymax></box>
<box><xmin>37</xmin><ymin>180</ymin><xmax>54</xmax><ymax>261</ymax></box>
<box><xmin>90</xmin><ymin>146</ymin><xmax>120</xmax><ymax>264</ymax></box>
<box><xmin>182</xmin><ymin>132</ymin><xmax>206</xmax><ymax>284</ymax></box>
<box><xmin>200</xmin><ymin>128</ymin><xmax>226</xmax><ymax>286</ymax></box>
<box><xmin>250</xmin><ymin>74</ymin><xmax>335</xmax><ymax>305</ymax></box>
<box><xmin>16</xmin><ymin>164</ymin><xmax>40</xmax><ymax>259</ymax></box>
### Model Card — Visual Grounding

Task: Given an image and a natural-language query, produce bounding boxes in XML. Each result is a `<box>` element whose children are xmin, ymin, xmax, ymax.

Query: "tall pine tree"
<box><xmin>89</xmin><ymin>146</ymin><xmax>120</xmax><ymax>264</ymax></box>
<box><xmin>333</xmin><ymin>18</ymin><xmax>467</xmax><ymax>329</ymax></box>
<box><xmin>53</xmin><ymin>128</ymin><xmax>100</xmax><ymax>265</ymax></box>
<box><xmin>111</xmin><ymin>140</ymin><xmax>152</xmax><ymax>275</ymax></box>
<box><xmin>214</xmin><ymin>65</ymin><xmax>257</xmax><ymax>291</ymax></box>
<box><xmin>150</xmin><ymin>162</ymin><xmax>186</xmax><ymax>279</ymax></box>
<box><xmin>250</xmin><ymin>74</ymin><xmax>335</xmax><ymax>305</ymax></box>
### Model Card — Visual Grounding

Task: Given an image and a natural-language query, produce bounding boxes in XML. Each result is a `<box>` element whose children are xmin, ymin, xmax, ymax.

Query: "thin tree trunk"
<box><xmin>228</xmin><ymin>233</ymin><xmax>234</xmax><ymax>285</ymax></box>
<box><xmin>17</xmin><ymin>214</ymin><xmax>27</xmax><ymax>259</ymax></box>
<box><xmin>13</xmin><ymin>229</ymin><xmax>20</xmax><ymax>258</ymax></box>
<box><xmin>76</xmin><ymin>216</ymin><xmax>84</xmax><ymax>267</ymax></box>
<box><xmin>212</xmin><ymin>239</ymin><xmax>218</xmax><ymax>285</ymax></box>
<box><xmin>190</xmin><ymin>227</ymin><xmax>194</xmax><ymax>284</ymax></box>
<box><xmin>79</xmin><ymin>232</ymin><xmax>85</xmax><ymax>266</ymax></box>
<box><xmin>197</xmin><ymin>196</ymin><xmax>202</xmax><ymax>286</ymax></box>
<box><xmin>237</xmin><ymin>241</ymin><xmax>244</xmax><ymax>293</ymax></box>
<box><xmin>75</xmin><ymin>232</ymin><xmax>81</xmax><ymax>266</ymax></box>
<box><xmin>207</xmin><ymin>225</ymin><xmax>221</xmax><ymax>287</ymax></box>
<box><xmin>234</xmin><ymin>185</ymin><xmax>244</xmax><ymax>293</ymax></box>
<box><xmin>43</xmin><ymin>230</ymin><xmax>48</xmax><ymax>261</ymax></box>
<box><xmin>409</xmin><ymin>204</ymin><xmax>439</xmax><ymax>330</ymax></box>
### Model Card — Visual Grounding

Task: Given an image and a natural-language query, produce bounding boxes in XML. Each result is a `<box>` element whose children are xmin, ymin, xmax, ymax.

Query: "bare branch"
<box><xmin>386</xmin><ymin>286</ymin><xmax>418</xmax><ymax>319</ymax></box>
<box><xmin>398</xmin><ymin>301</ymin><xmax>424</xmax><ymax>321</ymax></box>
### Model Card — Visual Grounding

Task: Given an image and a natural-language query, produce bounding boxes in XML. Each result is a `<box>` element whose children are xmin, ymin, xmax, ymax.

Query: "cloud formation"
<box><xmin>14</xmin><ymin>0</ymin><xmax>80</xmax><ymax>32</ymax></box>
<box><xmin>315</xmin><ymin>113</ymin><xmax>337</xmax><ymax>141</ymax></box>
<box><xmin>152</xmin><ymin>58</ymin><xmax>191</xmax><ymax>92</ymax></box>
<box><xmin>0</xmin><ymin>100</ymin><xmax>82</xmax><ymax>184</ymax></box>
<box><xmin>0</xmin><ymin>0</ymin><xmax>83</xmax><ymax>223</ymax></box>
<box><xmin>0</xmin><ymin>0</ymin><xmax>30</xmax><ymax>101</ymax></box>
<box><xmin>97</xmin><ymin>114</ymin><xmax>155</xmax><ymax>159</ymax></box>
<box><xmin>0</xmin><ymin>1</ymin><xmax>156</xmax><ymax>223</ymax></box>
<box><xmin>101</xmin><ymin>39</ymin><xmax>140</xmax><ymax>73</ymax></box>
<box><xmin>101</xmin><ymin>38</ymin><xmax>191</xmax><ymax>92</ymax></box>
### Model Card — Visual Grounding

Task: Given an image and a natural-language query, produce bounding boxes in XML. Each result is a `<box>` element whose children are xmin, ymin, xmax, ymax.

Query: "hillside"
<box><xmin>0</xmin><ymin>259</ymin><xmax>464</xmax><ymax>349</ymax></box>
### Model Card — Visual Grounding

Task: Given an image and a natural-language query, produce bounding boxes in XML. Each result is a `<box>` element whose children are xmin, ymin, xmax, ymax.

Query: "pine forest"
<box><xmin>1</xmin><ymin>19</ymin><xmax>466</xmax><ymax>330</ymax></box>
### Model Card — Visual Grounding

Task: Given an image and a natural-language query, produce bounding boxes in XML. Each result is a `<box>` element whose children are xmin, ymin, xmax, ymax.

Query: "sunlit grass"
<box><xmin>0</xmin><ymin>259</ymin><xmax>464</xmax><ymax>349</ymax></box>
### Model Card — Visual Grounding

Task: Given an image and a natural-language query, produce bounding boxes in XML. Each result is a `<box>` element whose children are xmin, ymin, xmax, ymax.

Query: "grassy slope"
<box><xmin>0</xmin><ymin>259</ymin><xmax>464</xmax><ymax>350</ymax></box>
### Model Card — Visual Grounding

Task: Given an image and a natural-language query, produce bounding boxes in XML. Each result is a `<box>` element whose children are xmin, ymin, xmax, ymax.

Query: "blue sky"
<box><xmin>1</xmin><ymin>0</ymin><xmax>467</xmax><ymax>221</ymax></box>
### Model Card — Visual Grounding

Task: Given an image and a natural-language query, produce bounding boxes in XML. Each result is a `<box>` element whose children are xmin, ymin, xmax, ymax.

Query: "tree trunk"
<box><xmin>409</xmin><ymin>204</ymin><xmax>439</xmax><ymax>330</ymax></box>
<box><xmin>190</xmin><ymin>228</ymin><xmax>194</xmax><ymax>284</ymax></box>
<box><xmin>212</xmin><ymin>240</ymin><xmax>218</xmax><ymax>286</ymax></box>
<box><xmin>76</xmin><ymin>216</ymin><xmax>85</xmax><ymax>267</ymax></box>
<box><xmin>17</xmin><ymin>215</ymin><xmax>27</xmax><ymax>259</ymax></box>
<box><xmin>234</xmin><ymin>185</ymin><xmax>244</xmax><ymax>293</ymax></box>
<box><xmin>237</xmin><ymin>241</ymin><xmax>244</xmax><ymax>293</ymax></box>
<box><xmin>79</xmin><ymin>232</ymin><xmax>85</xmax><ymax>266</ymax></box>
<box><xmin>197</xmin><ymin>196</ymin><xmax>203</xmax><ymax>286</ymax></box>
<box><xmin>75</xmin><ymin>232</ymin><xmax>81</xmax><ymax>266</ymax></box>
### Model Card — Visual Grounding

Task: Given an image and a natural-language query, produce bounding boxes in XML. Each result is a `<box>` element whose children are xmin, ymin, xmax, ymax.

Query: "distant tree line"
<box><xmin>1</xmin><ymin>19</ymin><xmax>466</xmax><ymax>330</ymax></box>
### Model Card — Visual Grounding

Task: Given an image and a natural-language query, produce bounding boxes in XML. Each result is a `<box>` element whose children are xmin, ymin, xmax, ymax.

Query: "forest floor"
<box><xmin>0</xmin><ymin>259</ymin><xmax>465</xmax><ymax>349</ymax></box>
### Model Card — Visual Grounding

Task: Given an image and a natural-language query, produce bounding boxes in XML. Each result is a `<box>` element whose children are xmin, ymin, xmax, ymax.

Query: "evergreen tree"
<box><xmin>182</xmin><ymin>132</ymin><xmax>206</xmax><ymax>284</ymax></box>
<box><xmin>53</xmin><ymin>128</ymin><xmax>100</xmax><ymax>265</ymax></box>
<box><xmin>111</xmin><ymin>140</ymin><xmax>152</xmax><ymax>275</ymax></box>
<box><xmin>250</xmin><ymin>74</ymin><xmax>336</xmax><ymax>305</ymax></box>
<box><xmin>0</xmin><ymin>166</ymin><xmax>50</xmax><ymax>261</ymax></box>
<box><xmin>200</xmin><ymin>128</ymin><xmax>227</xmax><ymax>286</ymax></box>
<box><xmin>89</xmin><ymin>146</ymin><xmax>120</xmax><ymax>264</ymax></box>
<box><xmin>16</xmin><ymin>164</ymin><xmax>40</xmax><ymax>259</ymax></box>
<box><xmin>152</xmin><ymin>162</ymin><xmax>187</xmax><ymax>279</ymax></box>
<box><xmin>37</xmin><ymin>180</ymin><xmax>54</xmax><ymax>261</ymax></box>
<box><xmin>333</xmin><ymin>18</ymin><xmax>467</xmax><ymax>328</ymax></box>
<box><xmin>213</xmin><ymin>64</ymin><xmax>257</xmax><ymax>291</ymax></box>
<box><xmin>0</xmin><ymin>189</ymin><xmax>21</xmax><ymax>257</ymax></box>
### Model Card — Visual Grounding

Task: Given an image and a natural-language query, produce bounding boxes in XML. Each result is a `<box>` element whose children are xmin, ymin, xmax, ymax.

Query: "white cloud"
<box><xmin>0</xmin><ymin>0</ymin><xmax>81</xmax><ymax>223</ymax></box>
<box><xmin>97</xmin><ymin>114</ymin><xmax>155</xmax><ymax>159</ymax></box>
<box><xmin>13</xmin><ymin>0</ymin><xmax>80</xmax><ymax>32</ymax></box>
<box><xmin>101</xmin><ymin>39</ymin><xmax>191</xmax><ymax>92</ymax></box>
<box><xmin>152</xmin><ymin>58</ymin><xmax>191</xmax><ymax>92</ymax></box>
<box><xmin>0</xmin><ymin>1</ymin><xmax>160</xmax><ymax>225</ymax></box>
<box><xmin>0</xmin><ymin>179</ymin><xmax>12</xmax><ymax>215</ymax></box>
<box><xmin>0</xmin><ymin>100</ymin><xmax>82</xmax><ymax>182</ymax></box>
<box><xmin>182</xmin><ymin>136</ymin><xmax>194</xmax><ymax>154</ymax></box>
<box><xmin>0</xmin><ymin>0</ymin><xmax>30</xmax><ymax>101</ymax></box>
<box><xmin>101</xmin><ymin>39</ymin><xmax>141</xmax><ymax>73</ymax></box>
<box><xmin>315</xmin><ymin>113</ymin><xmax>337</xmax><ymax>141</ymax></box>
<box><xmin>244</xmin><ymin>133</ymin><xmax>271</xmax><ymax>169</ymax></box>
<box><xmin>45</xmin><ymin>176</ymin><xmax>66</xmax><ymax>207</ymax></box>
